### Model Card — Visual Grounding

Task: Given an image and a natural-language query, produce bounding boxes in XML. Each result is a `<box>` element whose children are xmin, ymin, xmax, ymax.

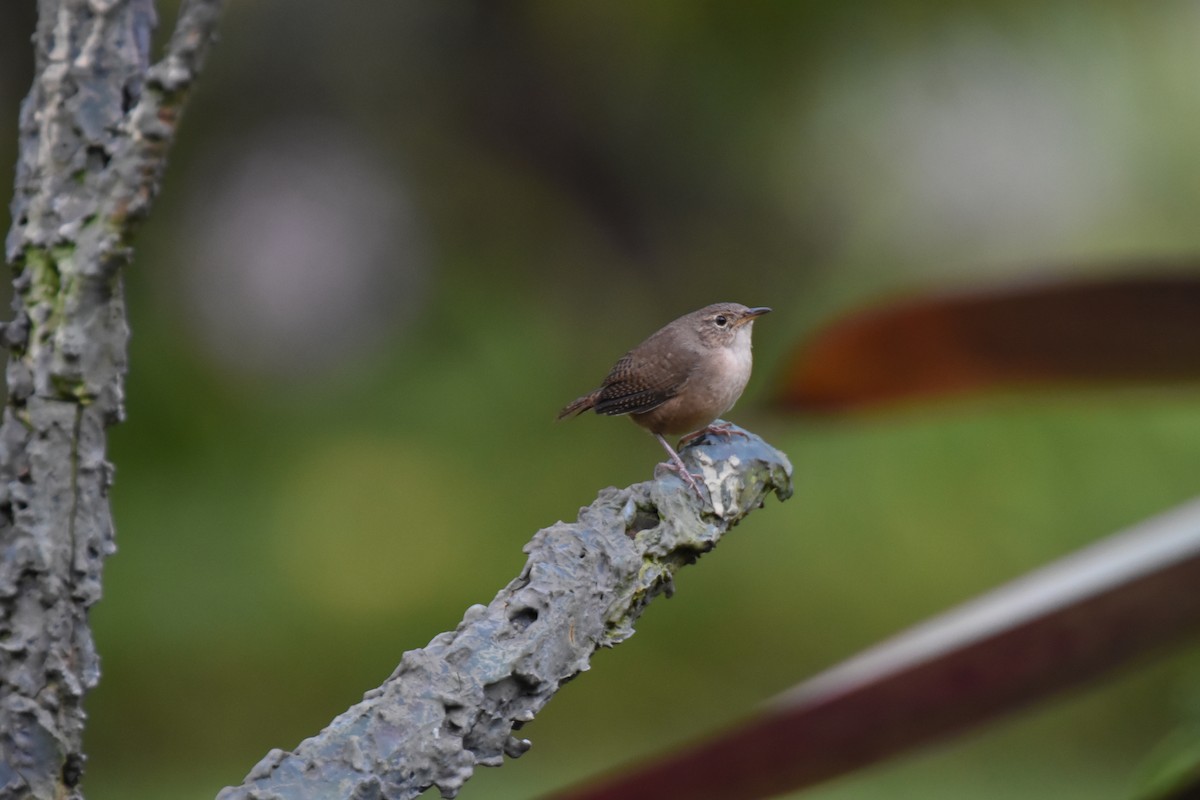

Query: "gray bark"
<box><xmin>0</xmin><ymin>2</ymin><xmax>224</xmax><ymax>798</ymax></box>
<box><xmin>218</xmin><ymin>426</ymin><xmax>792</xmax><ymax>800</ymax></box>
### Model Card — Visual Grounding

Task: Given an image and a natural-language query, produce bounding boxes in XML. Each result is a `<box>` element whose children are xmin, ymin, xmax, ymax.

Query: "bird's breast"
<box><xmin>705</xmin><ymin>335</ymin><xmax>754</xmax><ymax>414</ymax></box>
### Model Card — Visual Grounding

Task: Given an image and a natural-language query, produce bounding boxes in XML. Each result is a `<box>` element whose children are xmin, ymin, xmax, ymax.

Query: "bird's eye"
<box><xmin>715</xmin><ymin>315</ymin><xmax>728</xmax><ymax>327</ymax></box>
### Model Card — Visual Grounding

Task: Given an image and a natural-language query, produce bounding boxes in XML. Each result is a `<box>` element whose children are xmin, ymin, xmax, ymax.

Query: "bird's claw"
<box><xmin>679</xmin><ymin>421</ymin><xmax>749</xmax><ymax>448</ymax></box>
<box><xmin>664</xmin><ymin>460</ymin><xmax>708</xmax><ymax>500</ymax></box>
<box><xmin>653</xmin><ymin>433</ymin><xmax>710</xmax><ymax>501</ymax></box>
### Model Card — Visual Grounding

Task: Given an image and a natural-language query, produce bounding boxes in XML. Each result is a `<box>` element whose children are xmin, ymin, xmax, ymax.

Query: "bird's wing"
<box><xmin>592</xmin><ymin>347</ymin><xmax>694</xmax><ymax>417</ymax></box>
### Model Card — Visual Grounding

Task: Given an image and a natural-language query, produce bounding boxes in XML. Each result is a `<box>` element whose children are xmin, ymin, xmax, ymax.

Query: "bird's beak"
<box><xmin>736</xmin><ymin>306</ymin><xmax>772</xmax><ymax>326</ymax></box>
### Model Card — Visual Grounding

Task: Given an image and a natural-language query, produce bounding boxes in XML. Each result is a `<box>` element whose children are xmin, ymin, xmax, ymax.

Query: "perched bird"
<box><xmin>558</xmin><ymin>302</ymin><xmax>771</xmax><ymax>496</ymax></box>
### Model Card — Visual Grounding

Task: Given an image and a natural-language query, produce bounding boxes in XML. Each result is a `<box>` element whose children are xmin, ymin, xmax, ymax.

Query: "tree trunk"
<box><xmin>0</xmin><ymin>2</ymin><xmax>223</xmax><ymax>797</ymax></box>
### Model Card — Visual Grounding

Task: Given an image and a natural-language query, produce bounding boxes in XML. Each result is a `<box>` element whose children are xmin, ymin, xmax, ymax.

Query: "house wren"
<box><xmin>558</xmin><ymin>302</ymin><xmax>771</xmax><ymax>496</ymax></box>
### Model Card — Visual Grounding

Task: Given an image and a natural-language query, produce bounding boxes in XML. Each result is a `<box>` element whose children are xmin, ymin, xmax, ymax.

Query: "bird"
<box><xmin>558</xmin><ymin>302</ymin><xmax>771</xmax><ymax>497</ymax></box>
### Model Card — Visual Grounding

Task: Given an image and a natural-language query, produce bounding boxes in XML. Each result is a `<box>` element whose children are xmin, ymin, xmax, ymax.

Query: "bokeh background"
<box><xmin>4</xmin><ymin>2</ymin><xmax>1200</xmax><ymax>798</ymax></box>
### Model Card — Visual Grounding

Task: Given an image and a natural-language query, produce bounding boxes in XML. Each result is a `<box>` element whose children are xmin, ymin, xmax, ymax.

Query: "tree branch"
<box><xmin>217</xmin><ymin>425</ymin><xmax>793</xmax><ymax>800</ymax></box>
<box><xmin>1</xmin><ymin>2</ymin><xmax>224</xmax><ymax>798</ymax></box>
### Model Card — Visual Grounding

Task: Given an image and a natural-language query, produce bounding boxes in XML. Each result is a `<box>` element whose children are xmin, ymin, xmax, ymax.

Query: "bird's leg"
<box><xmin>654</xmin><ymin>433</ymin><xmax>706</xmax><ymax>499</ymax></box>
<box><xmin>678</xmin><ymin>420</ymin><xmax>750</xmax><ymax>448</ymax></box>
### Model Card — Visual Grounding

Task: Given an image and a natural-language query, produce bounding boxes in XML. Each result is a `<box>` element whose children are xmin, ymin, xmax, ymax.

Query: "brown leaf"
<box><xmin>778</xmin><ymin>272</ymin><xmax>1200</xmax><ymax>412</ymax></box>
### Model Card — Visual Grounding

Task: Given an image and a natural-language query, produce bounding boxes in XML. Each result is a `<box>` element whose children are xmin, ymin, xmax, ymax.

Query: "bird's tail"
<box><xmin>557</xmin><ymin>391</ymin><xmax>599</xmax><ymax>420</ymax></box>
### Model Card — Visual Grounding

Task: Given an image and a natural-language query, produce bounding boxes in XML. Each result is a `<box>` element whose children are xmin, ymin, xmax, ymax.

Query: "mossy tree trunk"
<box><xmin>0</xmin><ymin>2</ymin><xmax>223</xmax><ymax>797</ymax></box>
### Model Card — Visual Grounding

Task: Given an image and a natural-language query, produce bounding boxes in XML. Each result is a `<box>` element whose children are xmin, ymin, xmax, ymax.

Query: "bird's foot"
<box><xmin>654</xmin><ymin>433</ymin><xmax>708</xmax><ymax>500</ymax></box>
<box><xmin>679</xmin><ymin>420</ymin><xmax>749</xmax><ymax>448</ymax></box>
<box><xmin>663</xmin><ymin>459</ymin><xmax>707</xmax><ymax>500</ymax></box>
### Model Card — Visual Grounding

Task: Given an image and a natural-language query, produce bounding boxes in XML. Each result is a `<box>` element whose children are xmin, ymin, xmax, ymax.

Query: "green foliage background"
<box><xmin>3</xmin><ymin>2</ymin><xmax>1200</xmax><ymax>798</ymax></box>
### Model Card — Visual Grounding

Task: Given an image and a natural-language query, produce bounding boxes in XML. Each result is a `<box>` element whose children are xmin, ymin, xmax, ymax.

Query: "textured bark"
<box><xmin>218</xmin><ymin>425</ymin><xmax>792</xmax><ymax>800</ymax></box>
<box><xmin>0</xmin><ymin>2</ymin><xmax>224</xmax><ymax>798</ymax></box>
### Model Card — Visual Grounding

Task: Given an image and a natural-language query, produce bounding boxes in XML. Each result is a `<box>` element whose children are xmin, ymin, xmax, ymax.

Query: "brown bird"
<box><xmin>558</xmin><ymin>303</ymin><xmax>771</xmax><ymax>496</ymax></box>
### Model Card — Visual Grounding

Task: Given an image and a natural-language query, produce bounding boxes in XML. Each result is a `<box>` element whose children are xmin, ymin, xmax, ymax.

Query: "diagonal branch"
<box><xmin>544</xmin><ymin>496</ymin><xmax>1200</xmax><ymax>800</ymax></box>
<box><xmin>0</xmin><ymin>2</ymin><xmax>224</xmax><ymax>798</ymax></box>
<box><xmin>217</xmin><ymin>426</ymin><xmax>793</xmax><ymax>800</ymax></box>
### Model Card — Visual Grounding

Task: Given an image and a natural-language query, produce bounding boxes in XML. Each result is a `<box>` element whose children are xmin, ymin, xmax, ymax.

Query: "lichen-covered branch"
<box><xmin>0</xmin><ymin>2</ymin><xmax>224</xmax><ymax>798</ymax></box>
<box><xmin>218</xmin><ymin>425</ymin><xmax>792</xmax><ymax>800</ymax></box>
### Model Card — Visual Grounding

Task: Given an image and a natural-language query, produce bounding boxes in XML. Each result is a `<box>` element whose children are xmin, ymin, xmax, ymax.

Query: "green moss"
<box><xmin>15</xmin><ymin>245</ymin><xmax>93</xmax><ymax>400</ymax></box>
<box><xmin>21</xmin><ymin>247</ymin><xmax>62</xmax><ymax>302</ymax></box>
<box><xmin>50</xmin><ymin>374</ymin><xmax>94</xmax><ymax>404</ymax></box>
